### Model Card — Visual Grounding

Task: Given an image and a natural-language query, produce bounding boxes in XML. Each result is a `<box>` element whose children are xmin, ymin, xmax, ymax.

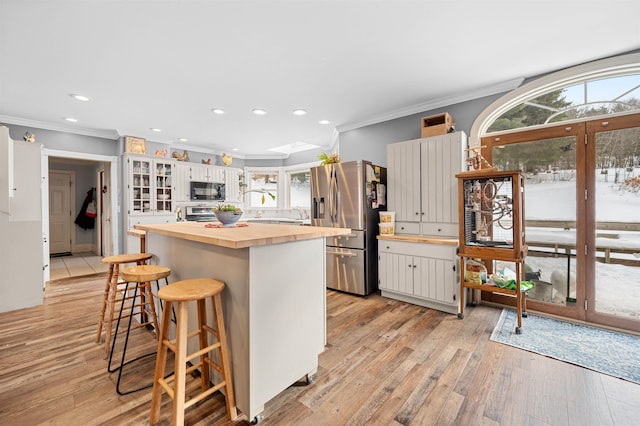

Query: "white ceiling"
<box><xmin>1</xmin><ymin>1</ymin><xmax>639</xmax><ymax>158</ymax></box>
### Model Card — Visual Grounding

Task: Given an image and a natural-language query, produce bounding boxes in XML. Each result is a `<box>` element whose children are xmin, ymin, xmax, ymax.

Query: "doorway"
<box><xmin>43</xmin><ymin>150</ymin><xmax>119</xmax><ymax>283</ymax></box>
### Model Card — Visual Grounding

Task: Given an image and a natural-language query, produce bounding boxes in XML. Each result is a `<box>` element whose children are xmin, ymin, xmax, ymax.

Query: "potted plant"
<box><xmin>213</xmin><ymin>203</ymin><xmax>244</xmax><ymax>227</ymax></box>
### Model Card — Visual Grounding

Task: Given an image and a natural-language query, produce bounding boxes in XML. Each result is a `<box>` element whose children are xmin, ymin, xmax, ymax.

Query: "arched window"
<box><xmin>471</xmin><ymin>52</ymin><xmax>640</xmax><ymax>144</ymax></box>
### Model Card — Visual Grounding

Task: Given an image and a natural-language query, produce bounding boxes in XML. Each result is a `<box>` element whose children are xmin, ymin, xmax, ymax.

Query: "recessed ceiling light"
<box><xmin>69</xmin><ymin>94</ymin><xmax>90</xmax><ymax>102</ymax></box>
<box><xmin>318</xmin><ymin>119</ymin><xmax>331</xmax><ymax>125</ymax></box>
<box><xmin>64</xmin><ymin>117</ymin><xmax>78</xmax><ymax>122</ymax></box>
<box><xmin>292</xmin><ymin>109</ymin><xmax>307</xmax><ymax>116</ymax></box>
<box><xmin>211</xmin><ymin>108</ymin><xmax>225</xmax><ymax>115</ymax></box>
<box><xmin>232</xmin><ymin>148</ymin><xmax>239</xmax><ymax>151</ymax></box>
<box><xmin>252</xmin><ymin>108</ymin><xmax>267</xmax><ymax>115</ymax></box>
<box><xmin>150</xmin><ymin>128</ymin><xmax>162</xmax><ymax>133</ymax></box>
<box><xmin>178</xmin><ymin>138</ymin><xmax>188</xmax><ymax>142</ymax></box>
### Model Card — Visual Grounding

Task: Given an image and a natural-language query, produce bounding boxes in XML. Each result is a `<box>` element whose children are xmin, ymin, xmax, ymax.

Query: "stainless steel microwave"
<box><xmin>190</xmin><ymin>181</ymin><xmax>225</xmax><ymax>201</ymax></box>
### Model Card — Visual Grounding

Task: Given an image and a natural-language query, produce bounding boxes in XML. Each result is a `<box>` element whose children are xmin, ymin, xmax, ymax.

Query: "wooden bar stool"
<box><xmin>150</xmin><ymin>278</ymin><xmax>237</xmax><ymax>425</ymax></box>
<box><xmin>108</xmin><ymin>264</ymin><xmax>171</xmax><ymax>395</ymax></box>
<box><xmin>96</xmin><ymin>253</ymin><xmax>152</xmax><ymax>358</ymax></box>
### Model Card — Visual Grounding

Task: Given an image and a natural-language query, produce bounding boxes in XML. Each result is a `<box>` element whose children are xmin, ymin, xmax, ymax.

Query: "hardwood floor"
<box><xmin>1</xmin><ymin>275</ymin><xmax>639</xmax><ymax>425</ymax></box>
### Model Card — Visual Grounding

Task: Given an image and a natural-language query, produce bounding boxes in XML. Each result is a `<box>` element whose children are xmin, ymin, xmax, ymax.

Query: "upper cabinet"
<box><xmin>387</xmin><ymin>131</ymin><xmax>467</xmax><ymax>237</ymax></box>
<box><xmin>124</xmin><ymin>154</ymin><xmax>175</xmax><ymax>215</ymax></box>
<box><xmin>189</xmin><ymin>163</ymin><xmax>225</xmax><ymax>183</ymax></box>
<box><xmin>224</xmin><ymin>167</ymin><xmax>242</xmax><ymax>203</ymax></box>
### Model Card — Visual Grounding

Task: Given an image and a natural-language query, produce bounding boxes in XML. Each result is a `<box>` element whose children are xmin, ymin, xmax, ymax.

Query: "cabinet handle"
<box><xmin>413</xmin><ymin>265</ymin><xmax>417</xmax><ymax>268</ymax></box>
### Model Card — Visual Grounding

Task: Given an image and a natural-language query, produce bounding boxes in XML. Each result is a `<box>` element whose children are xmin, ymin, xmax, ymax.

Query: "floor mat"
<box><xmin>490</xmin><ymin>309</ymin><xmax>640</xmax><ymax>384</ymax></box>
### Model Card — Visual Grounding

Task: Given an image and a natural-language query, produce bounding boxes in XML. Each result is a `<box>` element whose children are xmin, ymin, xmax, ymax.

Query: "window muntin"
<box><xmin>487</xmin><ymin>74</ymin><xmax>640</xmax><ymax>133</ymax></box>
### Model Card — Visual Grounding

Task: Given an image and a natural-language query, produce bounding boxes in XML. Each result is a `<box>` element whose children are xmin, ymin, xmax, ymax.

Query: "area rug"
<box><xmin>490</xmin><ymin>309</ymin><xmax>640</xmax><ymax>384</ymax></box>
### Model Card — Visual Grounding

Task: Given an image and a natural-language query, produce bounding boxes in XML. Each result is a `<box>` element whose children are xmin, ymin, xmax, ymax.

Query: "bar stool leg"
<box><xmin>197</xmin><ymin>298</ymin><xmax>211</xmax><ymax>392</ymax></box>
<box><xmin>173</xmin><ymin>301</ymin><xmax>189</xmax><ymax>426</ymax></box>
<box><xmin>103</xmin><ymin>264</ymin><xmax>121</xmax><ymax>358</ymax></box>
<box><xmin>150</xmin><ymin>300</ymin><xmax>173</xmax><ymax>425</ymax></box>
<box><xmin>107</xmin><ymin>282</ymin><xmax>134</xmax><ymax>373</ymax></box>
<box><xmin>96</xmin><ymin>263</ymin><xmax>114</xmax><ymax>343</ymax></box>
<box><xmin>213</xmin><ymin>293</ymin><xmax>237</xmax><ymax>419</ymax></box>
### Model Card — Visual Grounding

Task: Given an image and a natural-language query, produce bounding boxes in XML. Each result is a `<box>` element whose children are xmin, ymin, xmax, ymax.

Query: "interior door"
<box><xmin>49</xmin><ymin>170</ymin><xmax>73</xmax><ymax>254</ymax></box>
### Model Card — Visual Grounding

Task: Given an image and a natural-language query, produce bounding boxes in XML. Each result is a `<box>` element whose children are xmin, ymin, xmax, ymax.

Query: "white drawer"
<box><xmin>421</xmin><ymin>222</ymin><xmax>458</xmax><ymax>237</ymax></box>
<box><xmin>395</xmin><ymin>221</ymin><xmax>420</xmax><ymax>234</ymax></box>
<box><xmin>379</xmin><ymin>240</ymin><xmax>456</xmax><ymax>260</ymax></box>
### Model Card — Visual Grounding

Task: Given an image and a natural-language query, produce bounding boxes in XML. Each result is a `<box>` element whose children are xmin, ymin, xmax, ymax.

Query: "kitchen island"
<box><xmin>134</xmin><ymin>221</ymin><xmax>350</xmax><ymax>422</ymax></box>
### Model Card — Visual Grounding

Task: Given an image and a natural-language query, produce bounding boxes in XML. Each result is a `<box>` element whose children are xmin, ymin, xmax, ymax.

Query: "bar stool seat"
<box><xmin>150</xmin><ymin>278</ymin><xmax>237</xmax><ymax>425</ymax></box>
<box><xmin>108</xmin><ymin>264</ymin><xmax>171</xmax><ymax>395</ymax></box>
<box><xmin>96</xmin><ymin>253</ymin><xmax>152</xmax><ymax>359</ymax></box>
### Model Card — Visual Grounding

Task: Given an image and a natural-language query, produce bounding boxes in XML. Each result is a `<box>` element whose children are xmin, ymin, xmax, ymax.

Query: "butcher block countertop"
<box><xmin>134</xmin><ymin>221</ymin><xmax>350</xmax><ymax>249</ymax></box>
<box><xmin>377</xmin><ymin>234</ymin><xmax>458</xmax><ymax>246</ymax></box>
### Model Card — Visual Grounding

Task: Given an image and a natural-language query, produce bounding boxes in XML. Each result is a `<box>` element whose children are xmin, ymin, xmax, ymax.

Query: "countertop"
<box><xmin>135</xmin><ymin>221</ymin><xmax>350</xmax><ymax>249</ymax></box>
<box><xmin>377</xmin><ymin>234</ymin><xmax>458</xmax><ymax>246</ymax></box>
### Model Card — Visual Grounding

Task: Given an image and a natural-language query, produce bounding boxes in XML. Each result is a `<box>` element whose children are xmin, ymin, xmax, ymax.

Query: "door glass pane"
<box><xmin>492</xmin><ymin>137</ymin><xmax>577</xmax><ymax>305</ymax></box>
<box><xmin>594</xmin><ymin>127</ymin><xmax>640</xmax><ymax>320</ymax></box>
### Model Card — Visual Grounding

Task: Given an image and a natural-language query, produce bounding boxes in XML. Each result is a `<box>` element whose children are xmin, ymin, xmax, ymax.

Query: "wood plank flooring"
<box><xmin>1</xmin><ymin>274</ymin><xmax>639</xmax><ymax>425</ymax></box>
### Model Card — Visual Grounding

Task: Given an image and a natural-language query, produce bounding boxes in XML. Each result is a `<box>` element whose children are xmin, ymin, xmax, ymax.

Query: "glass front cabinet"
<box><xmin>126</xmin><ymin>155</ymin><xmax>175</xmax><ymax>215</ymax></box>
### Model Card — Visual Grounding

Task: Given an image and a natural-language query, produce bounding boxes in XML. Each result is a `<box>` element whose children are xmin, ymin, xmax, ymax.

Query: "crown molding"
<box><xmin>335</xmin><ymin>77</ymin><xmax>525</xmax><ymax>133</ymax></box>
<box><xmin>0</xmin><ymin>115</ymin><xmax>119</xmax><ymax>140</ymax></box>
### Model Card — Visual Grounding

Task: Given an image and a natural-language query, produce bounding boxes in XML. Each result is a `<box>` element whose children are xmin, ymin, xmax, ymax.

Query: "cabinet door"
<box><xmin>225</xmin><ymin>168</ymin><xmax>241</xmax><ymax>202</ymax></box>
<box><xmin>209</xmin><ymin>165</ymin><xmax>225</xmax><ymax>183</ymax></box>
<box><xmin>387</xmin><ymin>140</ymin><xmax>421</xmax><ymax>223</ymax></box>
<box><xmin>190</xmin><ymin>164</ymin><xmax>207</xmax><ymax>182</ymax></box>
<box><xmin>154</xmin><ymin>160</ymin><xmax>174</xmax><ymax>214</ymax></box>
<box><xmin>413</xmin><ymin>255</ymin><xmax>457</xmax><ymax>306</ymax></box>
<box><xmin>173</xmin><ymin>163</ymin><xmax>190</xmax><ymax>202</ymax></box>
<box><xmin>9</xmin><ymin>141</ymin><xmax>42</xmax><ymax>221</ymax></box>
<box><xmin>420</xmin><ymin>132</ymin><xmax>467</xmax><ymax>236</ymax></box>
<box><xmin>379</xmin><ymin>251</ymin><xmax>414</xmax><ymax>294</ymax></box>
<box><xmin>129</xmin><ymin>157</ymin><xmax>152</xmax><ymax>214</ymax></box>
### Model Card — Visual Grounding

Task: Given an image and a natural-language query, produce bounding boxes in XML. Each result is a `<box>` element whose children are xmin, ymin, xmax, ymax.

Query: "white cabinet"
<box><xmin>189</xmin><ymin>163</ymin><xmax>225</xmax><ymax>183</ymax></box>
<box><xmin>224</xmin><ymin>167</ymin><xmax>242</xmax><ymax>202</ymax></box>
<box><xmin>124</xmin><ymin>154</ymin><xmax>176</xmax><ymax>216</ymax></box>
<box><xmin>387</xmin><ymin>131</ymin><xmax>467</xmax><ymax>237</ymax></box>
<box><xmin>174</xmin><ymin>162</ymin><xmax>191</xmax><ymax>202</ymax></box>
<box><xmin>378</xmin><ymin>238</ymin><xmax>458</xmax><ymax>314</ymax></box>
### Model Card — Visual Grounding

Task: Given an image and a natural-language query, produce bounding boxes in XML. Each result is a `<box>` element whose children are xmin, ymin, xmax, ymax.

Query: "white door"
<box><xmin>49</xmin><ymin>170</ymin><xmax>73</xmax><ymax>254</ymax></box>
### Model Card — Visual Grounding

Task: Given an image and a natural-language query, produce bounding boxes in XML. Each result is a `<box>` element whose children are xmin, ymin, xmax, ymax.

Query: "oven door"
<box><xmin>326</xmin><ymin>247</ymin><xmax>366</xmax><ymax>295</ymax></box>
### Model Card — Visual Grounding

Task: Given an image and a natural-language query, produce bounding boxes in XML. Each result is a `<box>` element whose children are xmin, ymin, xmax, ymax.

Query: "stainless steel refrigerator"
<box><xmin>311</xmin><ymin>160</ymin><xmax>387</xmax><ymax>295</ymax></box>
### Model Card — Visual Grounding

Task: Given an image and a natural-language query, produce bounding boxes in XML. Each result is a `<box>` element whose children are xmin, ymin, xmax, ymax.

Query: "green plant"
<box><xmin>214</xmin><ymin>203</ymin><xmax>242</xmax><ymax>212</ymax></box>
<box><xmin>318</xmin><ymin>152</ymin><xmax>340</xmax><ymax>165</ymax></box>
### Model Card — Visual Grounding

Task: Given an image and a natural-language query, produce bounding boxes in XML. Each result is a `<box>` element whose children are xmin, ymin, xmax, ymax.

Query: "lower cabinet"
<box><xmin>378</xmin><ymin>238</ymin><xmax>459</xmax><ymax>314</ymax></box>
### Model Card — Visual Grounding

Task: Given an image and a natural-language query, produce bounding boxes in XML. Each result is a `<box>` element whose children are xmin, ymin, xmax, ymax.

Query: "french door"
<box><xmin>586</xmin><ymin>115</ymin><xmax>640</xmax><ymax>331</ymax></box>
<box><xmin>481</xmin><ymin>113</ymin><xmax>640</xmax><ymax>332</ymax></box>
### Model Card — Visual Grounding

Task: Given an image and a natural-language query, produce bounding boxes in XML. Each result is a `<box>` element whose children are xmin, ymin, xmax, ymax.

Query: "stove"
<box><xmin>184</xmin><ymin>205</ymin><xmax>218</xmax><ymax>222</ymax></box>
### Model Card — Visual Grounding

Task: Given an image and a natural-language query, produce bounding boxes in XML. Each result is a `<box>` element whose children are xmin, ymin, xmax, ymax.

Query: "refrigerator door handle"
<box><xmin>329</xmin><ymin>167</ymin><xmax>338</xmax><ymax>224</ymax></box>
